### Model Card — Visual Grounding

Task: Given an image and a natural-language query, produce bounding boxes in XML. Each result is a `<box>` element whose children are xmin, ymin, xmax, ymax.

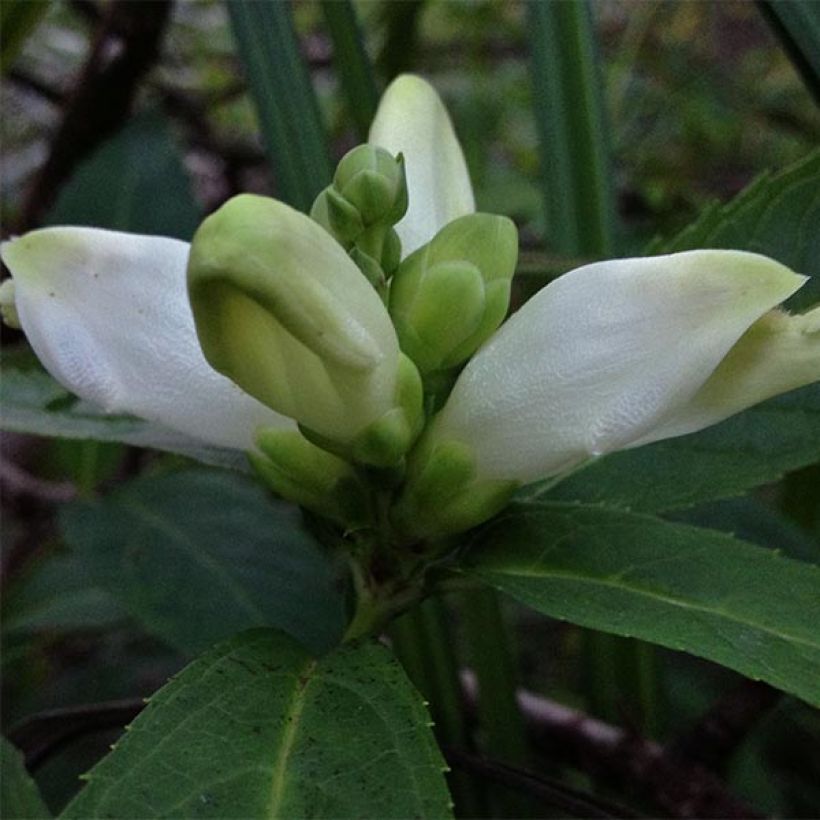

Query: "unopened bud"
<box><xmin>334</xmin><ymin>145</ymin><xmax>408</xmax><ymax>226</ymax></box>
<box><xmin>251</xmin><ymin>428</ymin><xmax>369</xmax><ymax>526</ymax></box>
<box><xmin>389</xmin><ymin>213</ymin><xmax>518</xmax><ymax>374</ymax></box>
<box><xmin>188</xmin><ymin>194</ymin><xmax>421</xmax><ymax>462</ymax></box>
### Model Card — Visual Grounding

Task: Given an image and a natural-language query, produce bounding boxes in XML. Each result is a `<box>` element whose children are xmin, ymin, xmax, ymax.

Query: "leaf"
<box><xmin>758</xmin><ymin>1</ymin><xmax>820</xmax><ymax>106</ymax></box>
<box><xmin>62</xmin><ymin>630</ymin><xmax>452</xmax><ymax>819</ymax></box>
<box><xmin>647</xmin><ymin>149</ymin><xmax>820</xmax><ymax>309</ymax></box>
<box><xmin>533</xmin><ymin>152</ymin><xmax>820</xmax><ymax>512</ymax></box>
<box><xmin>0</xmin><ymin>0</ymin><xmax>51</xmax><ymax>72</ymax></box>
<box><xmin>530</xmin><ymin>383</ymin><xmax>820</xmax><ymax>512</ymax></box>
<box><xmin>1</xmin><ymin>736</ymin><xmax>50</xmax><ymax>819</ymax></box>
<box><xmin>527</xmin><ymin>0</ymin><xmax>616</xmax><ymax>255</ymax></box>
<box><xmin>0</xmin><ymin>363</ymin><xmax>246</xmax><ymax>471</ymax></box>
<box><xmin>227</xmin><ymin>0</ymin><xmax>332</xmax><ymax>212</ymax></box>
<box><xmin>320</xmin><ymin>0</ymin><xmax>379</xmax><ymax>140</ymax></box>
<box><xmin>60</xmin><ymin>470</ymin><xmax>348</xmax><ymax>655</ymax></box>
<box><xmin>462</xmin><ymin>501</ymin><xmax>820</xmax><ymax>708</ymax></box>
<box><xmin>46</xmin><ymin>111</ymin><xmax>201</xmax><ymax>240</ymax></box>
<box><xmin>2</xmin><ymin>553</ymin><xmax>127</xmax><ymax>635</ymax></box>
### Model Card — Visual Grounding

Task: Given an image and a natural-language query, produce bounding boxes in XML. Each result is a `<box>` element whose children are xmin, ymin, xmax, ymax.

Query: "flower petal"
<box><xmin>368</xmin><ymin>74</ymin><xmax>475</xmax><ymax>256</ymax></box>
<box><xmin>632</xmin><ymin>303</ymin><xmax>820</xmax><ymax>446</ymax></box>
<box><xmin>1</xmin><ymin>227</ymin><xmax>290</xmax><ymax>451</ymax></box>
<box><xmin>431</xmin><ymin>250</ymin><xmax>808</xmax><ymax>483</ymax></box>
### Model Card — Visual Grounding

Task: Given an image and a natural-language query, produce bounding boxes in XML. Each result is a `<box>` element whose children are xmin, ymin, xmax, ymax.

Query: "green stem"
<box><xmin>390</xmin><ymin>598</ymin><xmax>484</xmax><ymax>817</ymax></box>
<box><xmin>460</xmin><ymin>587</ymin><xmax>531</xmax><ymax>817</ymax></box>
<box><xmin>582</xmin><ymin>632</ymin><xmax>660</xmax><ymax>737</ymax></box>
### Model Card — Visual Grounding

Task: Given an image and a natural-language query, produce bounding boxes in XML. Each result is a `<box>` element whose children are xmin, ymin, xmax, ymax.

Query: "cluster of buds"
<box><xmin>311</xmin><ymin>145</ymin><xmax>408</xmax><ymax>294</ymax></box>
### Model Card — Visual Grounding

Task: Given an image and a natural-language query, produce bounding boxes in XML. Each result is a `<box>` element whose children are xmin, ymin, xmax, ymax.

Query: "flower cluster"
<box><xmin>2</xmin><ymin>75</ymin><xmax>818</xmax><ymax>544</ymax></box>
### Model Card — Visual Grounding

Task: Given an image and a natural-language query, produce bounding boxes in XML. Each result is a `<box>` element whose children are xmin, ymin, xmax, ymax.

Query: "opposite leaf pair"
<box><xmin>2</xmin><ymin>74</ymin><xmax>818</xmax><ymax>539</ymax></box>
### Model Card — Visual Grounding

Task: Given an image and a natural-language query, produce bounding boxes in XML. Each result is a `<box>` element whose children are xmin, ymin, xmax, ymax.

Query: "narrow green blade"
<box><xmin>758</xmin><ymin>0</ymin><xmax>820</xmax><ymax>105</ymax></box>
<box><xmin>227</xmin><ymin>0</ymin><xmax>332</xmax><ymax>211</ymax></box>
<box><xmin>320</xmin><ymin>0</ymin><xmax>379</xmax><ymax>140</ymax></box>
<box><xmin>527</xmin><ymin>0</ymin><xmax>616</xmax><ymax>256</ymax></box>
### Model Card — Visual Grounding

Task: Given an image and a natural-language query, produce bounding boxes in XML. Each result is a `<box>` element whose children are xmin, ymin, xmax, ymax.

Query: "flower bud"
<box><xmin>187</xmin><ymin>194</ymin><xmax>423</xmax><ymax>464</ymax></box>
<box><xmin>389</xmin><ymin>213</ymin><xmax>518</xmax><ymax>374</ymax></box>
<box><xmin>333</xmin><ymin>145</ymin><xmax>408</xmax><ymax>227</ymax></box>
<box><xmin>250</xmin><ymin>428</ymin><xmax>369</xmax><ymax>526</ymax></box>
<box><xmin>391</xmin><ymin>434</ymin><xmax>518</xmax><ymax>539</ymax></box>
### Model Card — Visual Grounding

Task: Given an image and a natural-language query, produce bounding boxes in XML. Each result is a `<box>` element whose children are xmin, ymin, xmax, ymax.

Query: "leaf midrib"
<box><xmin>268</xmin><ymin>659</ymin><xmax>317</xmax><ymax>818</ymax></box>
<box><xmin>474</xmin><ymin>565</ymin><xmax>820</xmax><ymax>652</ymax></box>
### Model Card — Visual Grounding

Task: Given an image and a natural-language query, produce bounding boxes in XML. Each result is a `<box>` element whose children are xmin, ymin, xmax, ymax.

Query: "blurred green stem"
<box><xmin>390</xmin><ymin>597</ymin><xmax>483</xmax><ymax>816</ymax></box>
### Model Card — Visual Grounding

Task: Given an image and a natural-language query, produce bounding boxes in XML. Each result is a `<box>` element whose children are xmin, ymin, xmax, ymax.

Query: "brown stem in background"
<box><xmin>16</xmin><ymin>0</ymin><xmax>172</xmax><ymax>231</ymax></box>
<box><xmin>461</xmin><ymin>671</ymin><xmax>764</xmax><ymax>819</ymax></box>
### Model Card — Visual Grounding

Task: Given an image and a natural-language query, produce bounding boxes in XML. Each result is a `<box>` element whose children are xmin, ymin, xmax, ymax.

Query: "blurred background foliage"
<box><xmin>1</xmin><ymin>1</ymin><xmax>819</xmax><ymax>817</ymax></box>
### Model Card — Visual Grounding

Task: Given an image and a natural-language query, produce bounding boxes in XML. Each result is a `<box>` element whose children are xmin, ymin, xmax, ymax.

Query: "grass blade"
<box><xmin>527</xmin><ymin>0</ymin><xmax>616</xmax><ymax>256</ymax></box>
<box><xmin>320</xmin><ymin>0</ymin><xmax>379</xmax><ymax>140</ymax></box>
<box><xmin>226</xmin><ymin>0</ymin><xmax>332</xmax><ymax>211</ymax></box>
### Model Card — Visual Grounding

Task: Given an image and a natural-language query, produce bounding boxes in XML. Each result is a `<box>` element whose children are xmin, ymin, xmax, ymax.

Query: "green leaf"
<box><xmin>1</xmin><ymin>736</ymin><xmax>50</xmax><ymax>819</ymax></box>
<box><xmin>647</xmin><ymin>149</ymin><xmax>820</xmax><ymax>309</ymax></box>
<box><xmin>2</xmin><ymin>553</ymin><xmax>127</xmax><ymax>635</ymax></box>
<box><xmin>527</xmin><ymin>0</ymin><xmax>616</xmax><ymax>256</ymax></box>
<box><xmin>60</xmin><ymin>470</ymin><xmax>348</xmax><ymax>655</ymax></box>
<box><xmin>227</xmin><ymin>0</ymin><xmax>332</xmax><ymax>212</ymax></box>
<box><xmin>462</xmin><ymin>502</ymin><xmax>820</xmax><ymax>708</ymax></box>
<box><xmin>47</xmin><ymin>111</ymin><xmax>201</xmax><ymax>240</ymax></box>
<box><xmin>62</xmin><ymin>630</ymin><xmax>452</xmax><ymax>819</ymax></box>
<box><xmin>530</xmin><ymin>383</ymin><xmax>820</xmax><ymax>512</ymax></box>
<box><xmin>758</xmin><ymin>1</ymin><xmax>820</xmax><ymax>106</ymax></box>
<box><xmin>0</xmin><ymin>0</ymin><xmax>51</xmax><ymax>72</ymax></box>
<box><xmin>0</xmin><ymin>363</ymin><xmax>246</xmax><ymax>471</ymax></box>
<box><xmin>320</xmin><ymin>0</ymin><xmax>379</xmax><ymax>140</ymax></box>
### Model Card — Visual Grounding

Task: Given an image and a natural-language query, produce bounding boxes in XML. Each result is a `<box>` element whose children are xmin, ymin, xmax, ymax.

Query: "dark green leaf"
<box><xmin>647</xmin><ymin>149</ymin><xmax>820</xmax><ymax>309</ymax></box>
<box><xmin>463</xmin><ymin>502</ymin><xmax>820</xmax><ymax>708</ymax></box>
<box><xmin>529</xmin><ymin>383</ymin><xmax>820</xmax><ymax>512</ymax></box>
<box><xmin>60</xmin><ymin>470</ymin><xmax>348</xmax><ymax>654</ymax></box>
<box><xmin>0</xmin><ymin>364</ymin><xmax>245</xmax><ymax>471</ymax></box>
<box><xmin>758</xmin><ymin>1</ymin><xmax>820</xmax><ymax>106</ymax></box>
<box><xmin>2</xmin><ymin>553</ymin><xmax>126</xmax><ymax>635</ymax></box>
<box><xmin>1</xmin><ymin>736</ymin><xmax>50</xmax><ymax>819</ymax></box>
<box><xmin>320</xmin><ymin>0</ymin><xmax>379</xmax><ymax>140</ymax></box>
<box><xmin>0</xmin><ymin>0</ymin><xmax>51</xmax><ymax>72</ymax></box>
<box><xmin>47</xmin><ymin>111</ymin><xmax>201</xmax><ymax>240</ymax></box>
<box><xmin>227</xmin><ymin>0</ymin><xmax>332</xmax><ymax>211</ymax></box>
<box><xmin>527</xmin><ymin>0</ymin><xmax>616</xmax><ymax>255</ymax></box>
<box><xmin>62</xmin><ymin>630</ymin><xmax>452</xmax><ymax>819</ymax></box>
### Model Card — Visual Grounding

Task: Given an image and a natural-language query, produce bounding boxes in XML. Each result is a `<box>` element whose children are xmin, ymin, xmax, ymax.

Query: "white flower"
<box><xmin>428</xmin><ymin>249</ymin><xmax>816</xmax><ymax>485</ymax></box>
<box><xmin>2</xmin><ymin>74</ymin><xmax>817</xmax><ymax>536</ymax></box>
<box><xmin>1</xmin><ymin>227</ymin><xmax>286</xmax><ymax>452</ymax></box>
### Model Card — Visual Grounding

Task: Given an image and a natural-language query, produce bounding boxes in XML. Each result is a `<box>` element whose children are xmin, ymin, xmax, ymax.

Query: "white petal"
<box><xmin>632</xmin><ymin>304</ymin><xmax>820</xmax><ymax>446</ymax></box>
<box><xmin>432</xmin><ymin>250</ymin><xmax>807</xmax><ymax>483</ymax></box>
<box><xmin>369</xmin><ymin>74</ymin><xmax>475</xmax><ymax>256</ymax></box>
<box><xmin>1</xmin><ymin>227</ymin><xmax>291</xmax><ymax>451</ymax></box>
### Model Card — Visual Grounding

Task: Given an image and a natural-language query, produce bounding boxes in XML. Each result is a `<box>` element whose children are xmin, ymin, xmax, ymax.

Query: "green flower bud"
<box><xmin>333</xmin><ymin>145</ymin><xmax>408</xmax><ymax>226</ymax></box>
<box><xmin>188</xmin><ymin>194</ymin><xmax>422</xmax><ymax>461</ymax></box>
<box><xmin>389</xmin><ymin>213</ymin><xmax>518</xmax><ymax>374</ymax></box>
<box><xmin>391</xmin><ymin>434</ymin><xmax>518</xmax><ymax>539</ymax></box>
<box><xmin>250</xmin><ymin>428</ymin><xmax>369</xmax><ymax>526</ymax></box>
<box><xmin>310</xmin><ymin>186</ymin><xmax>364</xmax><ymax>246</ymax></box>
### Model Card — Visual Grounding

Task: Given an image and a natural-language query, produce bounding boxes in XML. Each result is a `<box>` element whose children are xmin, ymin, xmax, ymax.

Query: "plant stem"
<box><xmin>460</xmin><ymin>587</ymin><xmax>531</xmax><ymax>817</ymax></box>
<box><xmin>389</xmin><ymin>598</ymin><xmax>484</xmax><ymax>817</ymax></box>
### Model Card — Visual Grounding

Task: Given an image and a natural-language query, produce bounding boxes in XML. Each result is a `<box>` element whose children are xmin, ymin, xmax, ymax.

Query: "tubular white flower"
<box><xmin>428</xmin><ymin>250</ymin><xmax>812</xmax><ymax>484</ymax></box>
<box><xmin>1</xmin><ymin>227</ymin><xmax>290</xmax><ymax>451</ymax></box>
<box><xmin>369</xmin><ymin>74</ymin><xmax>475</xmax><ymax>256</ymax></box>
